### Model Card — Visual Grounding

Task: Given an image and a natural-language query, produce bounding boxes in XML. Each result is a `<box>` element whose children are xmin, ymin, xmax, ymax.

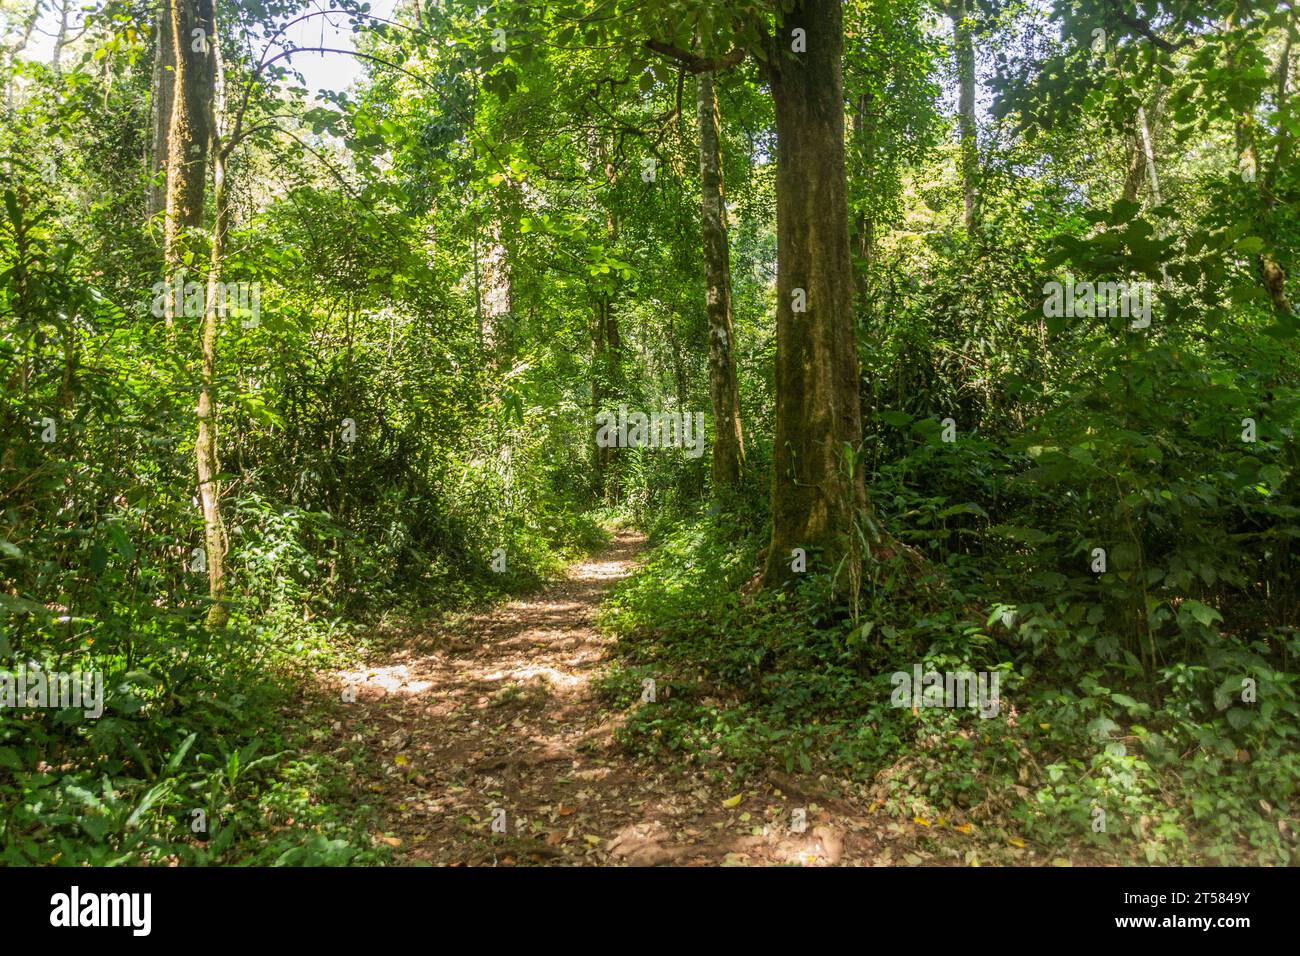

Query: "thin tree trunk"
<box><xmin>590</xmin><ymin>295</ymin><xmax>606</xmax><ymax>494</ymax></box>
<box><xmin>1138</xmin><ymin>103</ymin><xmax>1170</xmax><ymax>291</ymax></box>
<box><xmin>52</xmin><ymin>0</ymin><xmax>70</xmax><ymax>76</ymax></box>
<box><xmin>163</xmin><ymin>0</ymin><xmax>226</xmax><ymax>624</ymax></box>
<box><xmin>1123</xmin><ymin>85</ymin><xmax>1164</xmax><ymax>204</ymax></box>
<box><xmin>148</xmin><ymin>0</ymin><xmax>176</xmax><ymax>218</ymax></box>
<box><xmin>472</xmin><ymin>211</ymin><xmax>482</xmax><ymax>349</ymax></box>
<box><xmin>590</xmin><ymin>143</ymin><xmax>622</xmax><ymax>501</ymax></box>
<box><xmin>950</xmin><ymin>0</ymin><xmax>978</xmax><ymax>234</ymax></box>
<box><xmin>696</xmin><ymin>70</ymin><xmax>745</xmax><ymax>488</ymax></box>
<box><xmin>852</xmin><ymin>90</ymin><xmax>876</xmax><ymax>307</ymax></box>
<box><xmin>762</xmin><ymin>0</ymin><xmax>873</xmax><ymax>589</ymax></box>
<box><xmin>198</xmin><ymin>3</ymin><xmax>229</xmax><ymax>628</ymax></box>
<box><xmin>199</xmin><ymin>144</ymin><xmax>230</xmax><ymax>627</ymax></box>
<box><xmin>1136</xmin><ymin>106</ymin><xmax>1162</xmax><ymax>207</ymax></box>
<box><xmin>1121</xmin><ymin>122</ymin><xmax>1144</xmax><ymax>203</ymax></box>
<box><xmin>590</xmin><ymin>291</ymin><xmax>622</xmax><ymax>499</ymax></box>
<box><xmin>481</xmin><ymin>219</ymin><xmax>511</xmax><ymax>365</ymax></box>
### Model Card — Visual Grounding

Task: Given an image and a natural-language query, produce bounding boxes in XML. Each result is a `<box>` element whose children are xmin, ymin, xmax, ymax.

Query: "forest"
<box><xmin>0</xmin><ymin>0</ymin><xmax>1297</xmax><ymax>870</ymax></box>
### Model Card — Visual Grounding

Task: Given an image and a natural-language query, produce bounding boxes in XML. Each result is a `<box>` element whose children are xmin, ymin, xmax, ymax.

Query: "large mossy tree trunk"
<box><xmin>163</xmin><ymin>0</ymin><xmax>214</xmax><ymax>275</ymax></box>
<box><xmin>762</xmin><ymin>0</ymin><xmax>871</xmax><ymax>588</ymax></box>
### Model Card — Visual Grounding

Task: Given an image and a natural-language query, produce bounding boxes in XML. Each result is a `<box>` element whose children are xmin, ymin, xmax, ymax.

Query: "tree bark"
<box><xmin>52</xmin><ymin>0</ymin><xmax>70</xmax><ymax>76</ymax></box>
<box><xmin>949</xmin><ymin>0</ymin><xmax>978</xmax><ymax>234</ymax></box>
<box><xmin>851</xmin><ymin>89</ymin><xmax>876</xmax><ymax>307</ymax></box>
<box><xmin>480</xmin><ymin>219</ymin><xmax>512</xmax><ymax>365</ymax></box>
<box><xmin>198</xmin><ymin>4</ymin><xmax>229</xmax><ymax>628</ymax></box>
<box><xmin>1121</xmin><ymin>121</ymin><xmax>1144</xmax><ymax>203</ymax></box>
<box><xmin>1136</xmin><ymin>105</ymin><xmax>1163</xmax><ymax>208</ymax></box>
<box><xmin>147</xmin><ymin>0</ymin><xmax>176</xmax><ymax>218</ymax></box>
<box><xmin>762</xmin><ymin>0</ymin><xmax>872</xmax><ymax>588</ymax></box>
<box><xmin>163</xmin><ymin>0</ymin><xmax>226</xmax><ymax>624</ymax></box>
<box><xmin>199</xmin><ymin>140</ymin><xmax>230</xmax><ymax>628</ymax></box>
<box><xmin>163</xmin><ymin>0</ymin><xmax>215</xmax><ymax>277</ymax></box>
<box><xmin>696</xmin><ymin>70</ymin><xmax>745</xmax><ymax>489</ymax></box>
<box><xmin>1135</xmin><ymin>101</ymin><xmax>1175</xmax><ymax>290</ymax></box>
<box><xmin>591</xmin><ymin>291</ymin><xmax>621</xmax><ymax>499</ymax></box>
<box><xmin>590</xmin><ymin>143</ymin><xmax>622</xmax><ymax>501</ymax></box>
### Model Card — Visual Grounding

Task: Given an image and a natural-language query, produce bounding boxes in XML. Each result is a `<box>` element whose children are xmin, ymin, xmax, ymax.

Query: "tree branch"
<box><xmin>1105</xmin><ymin>1</ymin><xmax>1194</xmax><ymax>53</ymax></box>
<box><xmin>644</xmin><ymin>40</ymin><xmax>745</xmax><ymax>74</ymax></box>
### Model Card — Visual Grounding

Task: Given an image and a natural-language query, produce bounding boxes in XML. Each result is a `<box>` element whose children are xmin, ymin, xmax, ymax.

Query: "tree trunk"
<box><xmin>1131</xmin><ymin>94</ymin><xmax>1175</xmax><ymax>291</ymax></box>
<box><xmin>481</xmin><ymin>219</ymin><xmax>512</xmax><ymax>365</ymax></box>
<box><xmin>851</xmin><ymin>89</ymin><xmax>876</xmax><ymax>307</ymax></box>
<box><xmin>950</xmin><ymin>0</ymin><xmax>978</xmax><ymax>234</ymax></box>
<box><xmin>198</xmin><ymin>4</ymin><xmax>229</xmax><ymax>628</ymax></box>
<box><xmin>590</xmin><ymin>144</ymin><xmax>622</xmax><ymax>501</ymax></box>
<box><xmin>163</xmin><ymin>0</ymin><xmax>214</xmax><ymax>276</ymax></box>
<box><xmin>762</xmin><ymin>0</ymin><xmax>872</xmax><ymax>588</ymax></box>
<box><xmin>1136</xmin><ymin>105</ymin><xmax>1163</xmax><ymax>208</ymax></box>
<box><xmin>163</xmin><ymin>0</ymin><xmax>226</xmax><ymax>624</ymax></box>
<box><xmin>696</xmin><ymin>70</ymin><xmax>745</xmax><ymax>489</ymax></box>
<box><xmin>199</xmin><ymin>140</ymin><xmax>230</xmax><ymax>628</ymax></box>
<box><xmin>147</xmin><ymin>0</ymin><xmax>176</xmax><ymax>219</ymax></box>
<box><xmin>52</xmin><ymin>0</ymin><xmax>70</xmax><ymax>76</ymax></box>
<box><xmin>1121</xmin><ymin>121</ymin><xmax>1144</xmax><ymax>203</ymax></box>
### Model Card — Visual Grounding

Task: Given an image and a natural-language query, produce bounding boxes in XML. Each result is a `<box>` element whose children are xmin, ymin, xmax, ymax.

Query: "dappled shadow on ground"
<box><xmin>316</xmin><ymin>529</ymin><xmax>904</xmax><ymax>866</ymax></box>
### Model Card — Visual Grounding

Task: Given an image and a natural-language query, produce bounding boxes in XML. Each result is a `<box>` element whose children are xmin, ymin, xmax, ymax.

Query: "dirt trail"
<box><xmin>327</xmin><ymin>529</ymin><xmax>895</xmax><ymax>866</ymax></box>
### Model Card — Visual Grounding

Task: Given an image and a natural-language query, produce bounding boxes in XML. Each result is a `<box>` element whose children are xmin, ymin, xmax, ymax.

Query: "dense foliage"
<box><xmin>1</xmin><ymin>0</ymin><xmax>1296</xmax><ymax>865</ymax></box>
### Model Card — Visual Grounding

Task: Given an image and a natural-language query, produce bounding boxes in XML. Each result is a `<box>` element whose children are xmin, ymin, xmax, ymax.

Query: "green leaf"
<box><xmin>164</xmin><ymin>732</ymin><xmax>198</xmax><ymax>776</ymax></box>
<box><xmin>1180</xmin><ymin>600</ymin><xmax>1223</xmax><ymax>628</ymax></box>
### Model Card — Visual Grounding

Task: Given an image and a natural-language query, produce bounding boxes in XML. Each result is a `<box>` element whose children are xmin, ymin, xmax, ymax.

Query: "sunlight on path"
<box><xmin>322</xmin><ymin>529</ymin><xmax>890</xmax><ymax>866</ymax></box>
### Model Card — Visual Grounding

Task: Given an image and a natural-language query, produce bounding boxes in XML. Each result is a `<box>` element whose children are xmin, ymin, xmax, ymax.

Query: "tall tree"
<box><xmin>147</xmin><ymin>0</ymin><xmax>176</xmax><ymax>218</ymax></box>
<box><xmin>761</xmin><ymin>0</ymin><xmax>872</xmax><ymax>586</ymax></box>
<box><xmin>644</xmin><ymin>36</ymin><xmax>749</xmax><ymax>491</ymax></box>
<box><xmin>851</xmin><ymin>88</ymin><xmax>876</xmax><ymax>304</ymax></box>
<box><xmin>197</xmin><ymin>1</ymin><xmax>230</xmax><ymax>628</ymax></box>
<box><xmin>162</xmin><ymin>0</ymin><xmax>213</xmax><ymax>274</ymax></box>
<box><xmin>163</xmin><ymin>0</ymin><xmax>227</xmax><ymax>625</ymax></box>
<box><xmin>945</xmin><ymin>0</ymin><xmax>978</xmax><ymax>234</ymax></box>
<box><xmin>696</xmin><ymin>71</ymin><xmax>745</xmax><ymax>488</ymax></box>
<box><xmin>590</xmin><ymin>135</ymin><xmax>623</xmax><ymax>500</ymax></box>
<box><xmin>51</xmin><ymin>0</ymin><xmax>69</xmax><ymax>75</ymax></box>
<box><xmin>643</xmin><ymin>0</ymin><xmax>877</xmax><ymax>584</ymax></box>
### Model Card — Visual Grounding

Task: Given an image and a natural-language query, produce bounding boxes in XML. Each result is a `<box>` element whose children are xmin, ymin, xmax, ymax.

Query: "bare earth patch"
<box><xmin>317</xmin><ymin>530</ymin><xmax>932</xmax><ymax>866</ymax></box>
